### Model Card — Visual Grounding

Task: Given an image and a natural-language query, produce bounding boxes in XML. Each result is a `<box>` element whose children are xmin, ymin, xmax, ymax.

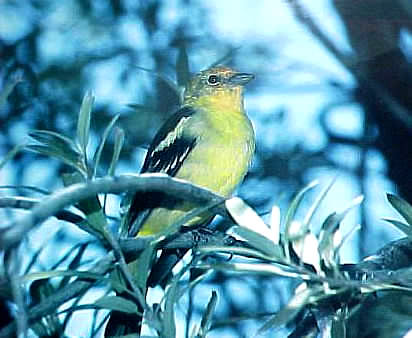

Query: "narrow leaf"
<box><xmin>226</xmin><ymin>197</ymin><xmax>274</xmax><ymax>241</ymax></box>
<box><xmin>283</xmin><ymin>180</ymin><xmax>319</xmax><ymax>241</ymax></box>
<box><xmin>384</xmin><ymin>218</ymin><xmax>412</xmax><ymax>237</ymax></box>
<box><xmin>108</xmin><ymin>127</ymin><xmax>125</xmax><ymax>176</ymax></box>
<box><xmin>0</xmin><ymin>73</ymin><xmax>23</xmax><ymax>107</ymax></box>
<box><xmin>25</xmin><ymin>245</ymin><xmax>46</xmax><ymax>275</ymax></box>
<box><xmin>292</xmin><ymin>231</ymin><xmax>321</xmax><ymax>272</ymax></box>
<box><xmin>59</xmin><ymin>243</ymin><xmax>89</xmax><ymax>288</ymax></box>
<box><xmin>23</xmin><ymin>270</ymin><xmax>102</xmax><ymax>283</ymax></box>
<box><xmin>318</xmin><ymin>195</ymin><xmax>364</xmax><ymax>252</ymax></box>
<box><xmin>303</xmin><ymin>177</ymin><xmax>337</xmax><ymax>226</ymax></box>
<box><xmin>225</xmin><ymin>197</ymin><xmax>282</xmax><ymax>259</ymax></box>
<box><xmin>332</xmin><ymin>224</ymin><xmax>361</xmax><ymax>261</ymax></box>
<box><xmin>50</xmin><ymin>241</ymin><xmax>91</xmax><ymax>270</ymax></box>
<box><xmin>258</xmin><ymin>285</ymin><xmax>320</xmax><ymax>334</ymax></box>
<box><xmin>90</xmin><ymin>312</ymin><xmax>111</xmax><ymax>337</ymax></box>
<box><xmin>28</xmin><ymin>130</ymin><xmax>84</xmax><ymax>173</ymax></box>
<box><xmin>228</xmin><ymin>225</ymin><xmax>283</xmax><ymax>258</ymax></box>
<box><xmin>94</xmin><ymin>296</ymin><xmax>138</xmax><ymax>314</ymax></box>
<box><xmin>387</xmin><ymin>194</ymin><xmax>412</xmax><ymax>226</ymax></box>
<box><xmin>77</xmin><ymin>91</ymin><xmax>94</xmax><ymax>154</ymax></box>
<box><xmin>133</xmin><ymin>245</ymin><xmax>155</xmax><ymax>291</ymax></box>
<box><xmin>0</xmin><ymin>143</ymin><xmax>25</xmax><ymax>170</ymax></box>
<box><xmin>26</xmin><ymin>144</ymin><xmax>84</xmax><ymax>174</ymax></box>
<box><xmin>92</xmin><ymin>113</ymin><xmax>121</xmax><ymax>178</ymax></box>
<box><xmin>226</xmin><ymin>197</ymin><xmax>266</xmax><ymax>228</ymax></box>
<box><xmin>163</xmin><ymin>273</ymin><xmax>178</xmax><ymax>338</ymax></box>
<box><xmin>29</xmin><ymin>130</ymin><xmax>79</xmax><ymax>152</ymax></box>
<box><xmin>198</xmin><ymin>291</ymin><xmax>218</xmax><ymax>338</ymax></box>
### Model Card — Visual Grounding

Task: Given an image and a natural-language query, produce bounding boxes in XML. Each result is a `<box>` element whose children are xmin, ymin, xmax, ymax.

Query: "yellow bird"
<box><xmin>106</xmin><ymin>66</ymin><xmax>255</xmax><ymax>336</ymax></box>
<box><xmin>126</xmin><ymin>66</ymin><xmax>255</xmax><ymax>239</ymax></box>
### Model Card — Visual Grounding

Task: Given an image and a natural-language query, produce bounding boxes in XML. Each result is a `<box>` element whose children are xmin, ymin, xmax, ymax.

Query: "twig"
<box><xmin>0</xmin><ymin>174</ymin><xmax>227</xmax><ymax>251</ymax></box>
<box><xmin>0</xmin><ymin>196</ymin><xmax>84</xmax><ymax>224</ymax></box>
<box><xmin>103</xmin><ymin>229</ymin><xmax>147</xmax><ymax>310</ymax></box>
<box><xmin>119</xmin><ymin>230</ymin><xmax>239</xmax><ymax>262</ymax></box>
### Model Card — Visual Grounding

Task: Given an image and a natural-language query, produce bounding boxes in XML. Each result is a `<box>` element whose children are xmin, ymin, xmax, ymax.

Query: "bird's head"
<box><xmin>183</xmin><ymin>66</ymin><xmax>254</xmax><ymax>112</ymax></box>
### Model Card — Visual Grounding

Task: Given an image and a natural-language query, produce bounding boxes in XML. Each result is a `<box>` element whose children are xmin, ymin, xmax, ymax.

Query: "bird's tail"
<box><xmin>147</xmin><ymin>248</ymin><xmax>188</xmax><ymax>288</ymax></box>
<box><xmin>104</xmin><ymin>299</ymin><xmax>144</xmax><ymax>337</ymax></box>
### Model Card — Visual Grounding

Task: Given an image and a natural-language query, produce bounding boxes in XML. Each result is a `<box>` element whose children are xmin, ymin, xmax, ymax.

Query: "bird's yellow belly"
<box><xmin>177</xmin><ymin>140</ymin><xmax>251</xmax><ymax>196</ymax></box>
<box><xmin>138</xmin><ymin>140</ymin><xmax>252</xmax><ymax>236</ymax></box>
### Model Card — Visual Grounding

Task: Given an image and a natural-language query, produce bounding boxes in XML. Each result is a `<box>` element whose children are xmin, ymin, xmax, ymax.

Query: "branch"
<box><xmin>0</xmin><ymin>174</ymin><xmax>227</xmax><ymax>251</ymax></box>
<box><xmin>287</xmin><ymin>0</ymin><xmax>355</xmax><ymax>68</ymax></box>
<box><xmin>0</xmin><ymin>196</ymin><xmax>84</xmax><ymax>224</ymax></box>
<box><xmin>288</xmin><ymin>0</ymin><xmax>412</xmax><ymax>130</ymax></box>
<box><xmin>342</xmin><ymin>237</ymin><xmax>412</xmax><ymax>279</ymax></box>
<box><xmin>119</xmin><ymin>229</ymin><xmax>239</xmax><ymax>262</ymax></box>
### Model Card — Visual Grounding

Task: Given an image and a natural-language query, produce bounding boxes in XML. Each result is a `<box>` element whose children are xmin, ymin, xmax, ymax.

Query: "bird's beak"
<box><xmin>228</xmin><ymin>72</ymin><xmax>255</xmax><ymax>85</ymax></box>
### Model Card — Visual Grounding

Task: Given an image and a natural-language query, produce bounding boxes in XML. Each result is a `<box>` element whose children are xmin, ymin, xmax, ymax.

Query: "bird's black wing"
<box><xmin>141</xmin><ymin>106</ymin><xmax>197</xmax><ymax>175</ymax></box>
<box><xmin>127</xmin><ymin>106</ymin><xmax>198</xmax><ymax>236</ymax></box>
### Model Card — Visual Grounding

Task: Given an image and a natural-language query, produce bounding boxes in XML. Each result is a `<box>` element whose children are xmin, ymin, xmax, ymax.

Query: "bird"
<box><xmin>105</xmin><ymin>65</ymin><xmax>255</xmax><ymax>336</ymax></box>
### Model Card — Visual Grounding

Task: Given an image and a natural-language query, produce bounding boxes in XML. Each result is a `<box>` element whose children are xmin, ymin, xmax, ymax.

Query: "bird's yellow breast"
<box><xmin>179</xmin><ymin>104</ymin><xmax>254</xmax><ymax>196</ymax></box>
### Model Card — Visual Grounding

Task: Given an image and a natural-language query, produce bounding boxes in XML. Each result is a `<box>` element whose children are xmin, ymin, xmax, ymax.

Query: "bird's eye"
<box><xmin>207</xmin><ymin>74</ymin><xmax>220</xmax><ymax>85</ymax></box>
